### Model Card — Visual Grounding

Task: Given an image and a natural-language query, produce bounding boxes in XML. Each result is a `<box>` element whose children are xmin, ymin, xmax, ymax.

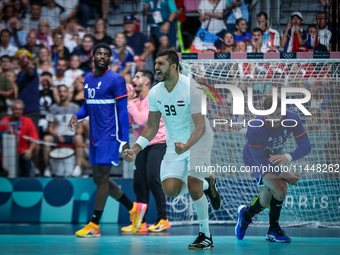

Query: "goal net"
<box><xmin>167</xmin><ymin>55</ymin><xmax>340</xmax><ymax>227</ymax></box>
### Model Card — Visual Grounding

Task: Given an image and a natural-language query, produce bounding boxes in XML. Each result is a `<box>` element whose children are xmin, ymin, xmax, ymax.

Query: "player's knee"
<box><xmin>43</xmin><ymin>135</ymin><xmax>53</xmax><ymax>143</ymax></box>
<box><xmin>73</xmin><ymin>134</ymin><xmax>83</xmax><ymax>145</ymax></box>
<box><xmin>93</xmin><ymin>174</ymin><xmax>109</xmax><ymax>186</ymax></box>
<box><xmin>275</xmin><ymin>183</ymin><xmax>288</xmax><ymax>201</ymax></box>
<box><xmin>162</xmin><ymin>182</ymin><xmax>181</xmax><ymax>197</ymax></box>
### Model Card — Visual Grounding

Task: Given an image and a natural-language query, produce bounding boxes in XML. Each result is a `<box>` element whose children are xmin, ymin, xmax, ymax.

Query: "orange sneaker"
<box><xmin>75</xmin><ymin>222</ymin><xmax>101</xmax><ymax>238</ymax></box>
<box><xmin>129</xmin><ymin>202</ymin><xmax>148</xmax><ymax>234</ymax></box>
<box><xmin>121</xmin><ymin>222</ymin><xmax>148</xmax><ymax>232</ymax></box>
<box><xmin>148</xmin><ymin>219</ymin><xmax>171</xmax><ymax>232</ymax></box>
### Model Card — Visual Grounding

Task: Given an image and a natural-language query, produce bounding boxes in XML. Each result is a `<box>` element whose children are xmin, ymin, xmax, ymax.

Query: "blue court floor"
<box><xmin>1</xmin><ymin>224</ymin><xmax>339</xmax><ymax>255</ymax></box>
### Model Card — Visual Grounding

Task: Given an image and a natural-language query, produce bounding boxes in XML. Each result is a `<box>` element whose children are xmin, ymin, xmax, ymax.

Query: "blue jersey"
<box><xmin>76</xmin><ymin>69</ymin><xmax>129</xmax><ymax>143</ymax></box>
<box><xmin>243</xmin><ymin>110</ymin><xmax>311</xmax><ymax>167</ymax></box>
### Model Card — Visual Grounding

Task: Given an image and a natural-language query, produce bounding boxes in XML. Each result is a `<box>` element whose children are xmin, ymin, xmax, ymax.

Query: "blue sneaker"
<box><xmin>266</xmin><ymin>226</ymin><xmax>291</xmax><ymax>243</ymax></box>
<box><xmin>235</xmin><ymin>205</ymin><xmax>251</xmax><ymax>240</ymax></box>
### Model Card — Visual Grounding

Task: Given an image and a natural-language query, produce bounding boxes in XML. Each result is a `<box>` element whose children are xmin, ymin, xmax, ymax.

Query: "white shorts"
<box><xmin>160</xmin><ymin>137</ymin><xmax>213</xmax><ymax>182</ymax></box>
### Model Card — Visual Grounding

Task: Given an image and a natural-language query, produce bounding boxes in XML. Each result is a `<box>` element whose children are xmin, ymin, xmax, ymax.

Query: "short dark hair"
<box><xmin>264</xmin><ymin>96</ymin><xmax>281</xmax><ymax>111</ymax></box>
<box><xmin>41</xmin><ymin>71</ymin><xmax>52</xmax><ymax>77</ymax></box>
<box><xmin>156</xmin><ymin>49</ymin><xmax>179</xmax><ymax>70</ymax></box>
<box><xmin>316</xmin><ymin>11</ymin><xmax>327</xmax><ymax>18</ymax></box>
<box><xmin>93</xmin><ymin>43</ymin><xmax>112</xmax><ymax>58</ymax></box>
<box><xmin>57</xmin><ymin>57</ymin><xmax>67</xmax><ymax>63</ymax></box>
<box><xmin>137</xmin><ymin>69</ymin><xmax>154</xmax><ymax>85</ymax></box>
<box><xmin>52</xmin><ymin>28</ymin><xmax>63</xmax><ymax>37</ymax></box>
<box><xmin>307</xmin><ymin>25</ymin><xmax>318</xmax><ymax>33</ymax></box>
<box><xmin>257</xmin><ymin>12</ymin><xmax>268</xmax><ymax>20</ymax></box>
<box><xmin>252</xmin><ymin>27</ymin><xmax>263</xmax><ymax>35</ymax></box>
<box><xmin>83</xmin><ymin>34</ymin><xmax>93</xmax><ymax>42</ymax></box>
<box><xmin>0</xmin><ymin>55</ymin><xmax>11</xmax><ymax>62</ymax></box>
<box><xmin>0</xmin><ymin>29</ymin><xmax>11</xmax><ymax>37</ymax></box>
<box><xmin>236</xmin><ymin>18</ymin><xmax>246</xmax><ymax>26</ymax></box>
<box><xmin>58</xmin><ymin>85</ymin><xmax>68</xmax><ymax>91</ymax></box>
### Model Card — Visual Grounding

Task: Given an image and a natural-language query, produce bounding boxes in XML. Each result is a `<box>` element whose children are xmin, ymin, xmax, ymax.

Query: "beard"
<box><xmin>94</xmin><ymin>58</ymin><xmax>110</xmax><ymax>70</ymax></box>
<box><xmin>56</xmin><ymin>69</ymin><xmax>64</xmax><ymax>77</ymax></box>
<box><xmin>158</xmin><ymin>68</ymin><xmax>171</xmax><ymax>82</ymax></box>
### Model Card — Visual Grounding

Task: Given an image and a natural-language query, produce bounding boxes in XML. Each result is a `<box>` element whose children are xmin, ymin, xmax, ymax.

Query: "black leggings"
<box><xmin>134</xmin><ymin>143</ymin><xmax>167</xmax><ymax>221</ymax></box>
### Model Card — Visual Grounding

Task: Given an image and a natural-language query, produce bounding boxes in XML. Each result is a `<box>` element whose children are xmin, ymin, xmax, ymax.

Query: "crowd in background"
<box><xmin>0</xmin><ymin>0</ymin><xmax>338</xmax><ymax>178</ymax></box>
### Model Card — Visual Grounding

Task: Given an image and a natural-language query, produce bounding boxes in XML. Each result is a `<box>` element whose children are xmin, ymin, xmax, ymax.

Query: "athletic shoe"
<box><xmin>43</xmin><ymin>167</ymin><xmax>52</xmax><ymax>177</ymax></box>
<box><xmin>148</xmin><ymin>219</ymin><xmax>171</xmax><ymax>232</ymax></box>
<box><xmin>266</xmin><ymin>226</ymin><xmax>291</xmax><ymax>243</ymax></box>
<box><xmin>121</xmin><ymin>222</ymin><xmax>148</xmax><ymax>232</ymax></box>
<box><xmin>129</xmin><ymin>202</ymin><xmax>148</xmax><ymax>234</ymax></box>
<box><xmin>75</xmin><ymin>222</ymin><xmax>101</xmax><ymax>238</ymax></box>
<box><xmin>188</xmin><ymin>232</ymin><xmax>214</xmax><ymax>250</ymax></box>
<box><xmin>235</xmin><ymin>205</ymin><xmax>251</xmax><ymax>240</ymax></box>
<box><xmin>204</xmin><ymin>173</ymin><xmax>222</xmax><ymax>211</ymax></box>
<box><xmin>72</xmin><ymin>165</ymin><xmax>82</xmax><ymax>177</ymax></box>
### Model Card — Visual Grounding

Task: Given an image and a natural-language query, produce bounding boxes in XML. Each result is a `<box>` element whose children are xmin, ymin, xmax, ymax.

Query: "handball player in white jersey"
<box><xmin>123</xmin><ymin>49</ymin><xmax>222</xmax><ymax>250</ymax></box>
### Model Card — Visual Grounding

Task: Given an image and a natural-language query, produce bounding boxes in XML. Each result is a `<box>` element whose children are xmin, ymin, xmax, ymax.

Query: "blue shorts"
<box><xmin>89</xmin><ymin>140</ymin><xmax>120</xmax><ymax>166</ymax></box>
<box><xmin>53</xmin><ymin>135</ymin><xmax>74</xmax><ymax>145</ymax></box>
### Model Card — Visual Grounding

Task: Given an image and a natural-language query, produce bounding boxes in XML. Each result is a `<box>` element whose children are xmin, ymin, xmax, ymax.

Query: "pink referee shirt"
<box><xmin>128</xmin><ymin>95</ymin><xmax>166</xmax><ymax>146</ymax></box>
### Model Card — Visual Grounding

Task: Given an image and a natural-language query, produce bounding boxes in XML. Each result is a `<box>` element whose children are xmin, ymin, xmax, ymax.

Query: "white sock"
<box><xmin>178</xmin><ymin>182</ymin><xmax>188</xmax><ymax>196</ymax></box>
<box><xmin>203</xmin><ymin>179</ymin><xmax>209</xmax><ymax>191</ymax></box>
<box><xmin>193</xmin><ymin>194</ymin><xmax>210</xmax><ymax>237</ymax></box>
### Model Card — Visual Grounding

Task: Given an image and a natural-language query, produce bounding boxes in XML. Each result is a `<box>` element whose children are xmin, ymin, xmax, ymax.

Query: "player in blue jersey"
<box><xmin>68</xmin><ymin>43</ymin><xmax>147</xmax><ymax>237</ymax></box>
<box><xmin>235</xmin><ymin>96</ymin><xmax>311</xmax><ymax>243</ymax></box>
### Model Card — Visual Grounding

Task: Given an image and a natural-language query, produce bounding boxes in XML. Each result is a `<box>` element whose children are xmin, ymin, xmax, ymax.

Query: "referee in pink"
<box><xmin>121</xmin><ymin>69</ymin><xmax>170</xmax><ymax>233</ymax></box>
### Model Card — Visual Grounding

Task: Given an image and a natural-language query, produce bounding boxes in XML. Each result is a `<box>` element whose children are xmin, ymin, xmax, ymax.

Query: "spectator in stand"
<box><xmin>93</xmin><ymin>18</ymin><xmax>113</xmax><ymax>45</ymax></box>
<box><xmin>225</xmin><ymin>0</ymin><xmax>250</xmax><ymax>34</ymax></box>
<box><xmin>65</xmin><ymin>54</ymin><xmax>84</xmax><ymax>82</ymax></box>
<box><xmin>41</xmin><ymin>0</ymin><xmax>64</xmax><ymax>29</ymax></box>
<box><xmin>15</xmin><ymin>49</ymin><xmax>40</xmax><ymax>130</ymax></box>
<box><xmin>111</xmin><ymin>32</ymin><xmax>134</xmax><ymax>83</ymax></box>
<box><xmin>72</xmin><ymin>34</ymin><xmax>93</xmax><ymax>73</ymax></box>
<box><xmin>33</xmin><ymin>71</ymin><xmax>55</xmax><ymax>176</ymax></box>
<box><xmin>0</xmin><ymin>5</ymin><xmax>17</xmax><ymax>30</ymax></box>
<box><xmin>281</xmin><ymin>12</ymin><xmax>307</xmax><ymax>52</ymax></box>
<box><xmin>51</xmin><ymin>28</ymin><xmax>71</xmax><ymax>68</ymax></box>
<box><xmin>53</xmin><ymin>58</ymin><xmax>73</xmax><ymax>91</ymax></box>
<box><xmin>63</xmin><ymin>17</ymin><xmax>85</xmax><ymax>53</ymax></box>
<box><xmin>0</xmin><ymin>29</ymin><xmax>18</xmax><ymax>57</ymax></box>
<box><xmin>256</xmin><ymin>12</ymin><xmax>280</xmax><ymax>50</ymax></box>
<box><xmin>55</xmin><ymin>0</ymin><xmax>78</xmax><ymax>23</ymax></box>
<box><xmin>43</xmin><ymin>85</ymin><xmax>84</xmax><ymax>177</ymax></box>
<box><xmin>174</xmin><ymin>0</ymin><xmax>186</xmax><ymax>52</ymax></box>
<box><xmin>36</xmin><ymin>19</ymin><xmax>53</xmax><ymax>51</ymax></box>
<box><xmin>248</xmin><ymin>28</ymin><xmax>267</xmax><ymax>53</ymax></box>
<box><xmin>236</xmin><ymin>40</ymin><xmax>246</xmax><ymax>52</ymax></box>
<box><xmin>233</xmin><ymin>18</ymin><xmax>252</xmax><ymax>44</ymax></box>
<box><xmin>71</xmin><ymin>75</ymin><xmax>89</xmax><ymax>139</ymax></box>
<box><xmin>76</xmin><ymin>0</ymin><xmax>92</xmax><ymax>29</ymax></box>
<box><xmin>21</xmin><ymin>30</ymin><xmax>41</xmax><ymax>58</ymax></box>
<box><xmin>198</xmin><ymin>0</ymin><xmax>226</xmax><ymax>35</ymax></box>
<box><xmin>143</xmin><ymin>0</ymin><xmax>177</xmax><ymax>50</ymax></box>
<box><xmin>0</xmin><ymin>99</ymin><xmax>39</xmax><ymax>177</ymax></box>
<box><xmin>0</xmin><ymin>73</ymin><xmax>14</xmax><ymax>119</ymax></box>
<box><xmin>305</xmin><ymin>25</ymin><xmax>320</xmax><ymax>49</ymax></box>
<box><xmin>3</xmin><ymin>70</ymin><xmax>17</xmax><ymax>116</ymax></box>
<box><xmin>220</xmin><ymin>32</ymin><xmax>236</xmax><ymax>52</ymax></box>
<box><xmin>34</xmin><ymin>47</ymin><xmax>55</xmax><ymax>76</ymax></box>
<box><xmin>21</xmin><ymin>2</ymin><xmax>42</xmax><ymax>31</ymax></box>
<box><xmin>124</xmin><ymin>15</ymin><xmax>155</xmax><ymax>71</ymax></box>
<box><xmin>11</xmin><ymin>0</ymin><xmax>29</xmax><ymax>20</ymax></box>
<box><xmin>316</xmin><ymin>11</ymin><xmax>332</xmax><ymax>50</ymax></box>
<box><xmin>0</xmin><ymin>54</ymin><xmax>13</xmax><ymax>76</ymax></box>
<box><xmin>7</xmin><ymin>17</ymin><xmax>28</xmax><ymax>47</ymax></box>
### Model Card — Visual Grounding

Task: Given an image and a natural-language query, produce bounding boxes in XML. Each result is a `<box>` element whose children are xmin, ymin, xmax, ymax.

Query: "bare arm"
<box><xmin>47</xmin><ymin>122</ymin><xmax>59</xmax><ymax>137</ymax></box>
<box><xmin>280</xmin><ymin>23</ymin><xmax>291</xmax><ymax>48</ymax></box>
<box><xmin>119</xmin><ymin>64</ymin><xmax>132</xmax><ymax>76</ymax></box>
<box><xmin>140</xmin><ymin>42</ymin><xmax>155</xmax><ymax>60</ymax></box>
<box><xmin>204</xmin><ymin>11</ymin><xmax>224</xmax><ymax>19</ymax></box>
<box><xmin>0</xmin><ymin>89</ymin><xmax>14</xmax><ymax>98</ymax></box>
<box><xmin>131</xmin><ymin>111</ymin><xmax>161</xmax><ymax>155</ymax></box>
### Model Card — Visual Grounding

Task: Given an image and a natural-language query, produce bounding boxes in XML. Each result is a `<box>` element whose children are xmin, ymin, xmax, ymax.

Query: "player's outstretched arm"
<box><xmin>123</xmin><ymin>111</ymin><xmax>161</xmax><ymax>163</ymax></box>
<box><xmin>175</xmin><ymin>113</ymin><xmax>206</xmax><ymax>155</ymax></box>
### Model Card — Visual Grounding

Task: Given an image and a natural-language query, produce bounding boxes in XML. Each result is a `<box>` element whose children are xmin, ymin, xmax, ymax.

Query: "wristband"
<box><xmin>136</xmin><ymin>136</ymin><xmax>150</xmax><ymax>150</ymax></box>
<box><xmin>284</xmin><ymin>153</ymin><xmax>292</xmax><ymax>162</ymax></box>
<box><xmin>166</xmin><ymin>20</ymin><xmax>171</xmax><ymax>24</ymax></box>
<box><xmin>134</xmin><ymin>58</ymin><xmax>146</xmax><ymax>63</ymax></box>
